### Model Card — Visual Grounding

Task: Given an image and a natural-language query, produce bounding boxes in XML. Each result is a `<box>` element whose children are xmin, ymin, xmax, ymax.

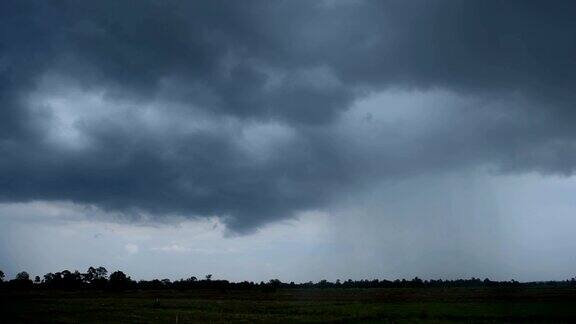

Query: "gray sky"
<box><xmin>1</xmin><ymin>0</ymin><xmax>576</xmax><ymax>281</ymax></box>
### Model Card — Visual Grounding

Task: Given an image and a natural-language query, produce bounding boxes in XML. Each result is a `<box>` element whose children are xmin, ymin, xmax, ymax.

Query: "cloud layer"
<box><xmin>1</xmin><ymin>0</ymin><xmax>576</xmax><ymax>231</ymax></box>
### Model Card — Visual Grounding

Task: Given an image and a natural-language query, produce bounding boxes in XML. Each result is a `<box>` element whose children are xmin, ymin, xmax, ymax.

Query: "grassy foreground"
<box><xmin>2</xmin><ymin>287</ymin><xmax>576</xmax><ymax>323</ymax></box>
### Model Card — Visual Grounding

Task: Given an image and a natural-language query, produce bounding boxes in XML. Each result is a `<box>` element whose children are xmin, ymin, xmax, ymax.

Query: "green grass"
<box><xmin>2</xmin><ymin>287</ymin><xmax>576</xmax><ymax>323</ymax></box>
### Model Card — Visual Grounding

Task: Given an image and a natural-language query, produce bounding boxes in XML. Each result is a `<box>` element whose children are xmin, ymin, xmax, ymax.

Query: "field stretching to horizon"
<box><xmin>3</xmin><ymin>286</ymin><xmax>576</xmax><ymax>323</ymax></box>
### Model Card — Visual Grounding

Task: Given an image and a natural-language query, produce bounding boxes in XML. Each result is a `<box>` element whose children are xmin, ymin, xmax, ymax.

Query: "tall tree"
<box><xmin>109</xmin><ymin>270</ymin><xmax>132</xmax><ymax>291</ymax></box>
<box><xmin>15</xmin><ymin>271</ymin><xmax>30</xmax><ymax>281</ymax></box>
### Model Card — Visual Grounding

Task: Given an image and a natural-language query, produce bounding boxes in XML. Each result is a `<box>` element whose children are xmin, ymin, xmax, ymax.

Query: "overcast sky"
<box><xmin>1</xmin><ymin>0</ymin><xmax>576</xmax><ymax>282</ymax></box>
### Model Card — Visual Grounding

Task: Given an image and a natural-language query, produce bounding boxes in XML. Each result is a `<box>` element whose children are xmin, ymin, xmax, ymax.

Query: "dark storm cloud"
<box><xmin>1</xmin><ymin>0</ymin><xmax>576</xmax><ymax>231</ymax></box>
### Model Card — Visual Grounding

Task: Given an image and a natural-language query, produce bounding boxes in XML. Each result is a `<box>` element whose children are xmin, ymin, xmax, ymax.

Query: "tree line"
<box><xmin>1</xmin><ymin>268</ymin><xmax>576</xmax><ymax>292</ymax></box>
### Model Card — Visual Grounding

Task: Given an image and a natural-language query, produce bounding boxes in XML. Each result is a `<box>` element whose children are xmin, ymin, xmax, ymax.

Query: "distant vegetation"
<box><xmin>3</xmin><ymin>267</ymin><xmax>576</xmax><ymax>322</ymax></box>
<box><xmin>1</xmin><ymin>267</ymin><xmax>576</xmax><ymax>292</ymax></box>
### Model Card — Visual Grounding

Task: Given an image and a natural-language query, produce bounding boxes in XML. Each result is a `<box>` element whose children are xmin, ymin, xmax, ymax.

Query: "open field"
<box><xmin>2</xmin><ymin>287</ymin><xmax>576</xmax><ymax>323</ymax></box>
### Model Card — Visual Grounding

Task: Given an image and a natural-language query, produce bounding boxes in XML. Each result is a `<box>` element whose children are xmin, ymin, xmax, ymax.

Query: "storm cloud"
<box><xmin>1</xmin><ymin>0</ymin><xmax>576</xmax><ymax>232</ymax></box>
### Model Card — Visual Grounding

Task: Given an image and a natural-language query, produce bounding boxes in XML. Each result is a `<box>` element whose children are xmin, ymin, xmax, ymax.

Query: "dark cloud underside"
<box><xmin>1</xmin><ymin>0</ymin><xmax>576</xmax><ymax>231</ymax></box>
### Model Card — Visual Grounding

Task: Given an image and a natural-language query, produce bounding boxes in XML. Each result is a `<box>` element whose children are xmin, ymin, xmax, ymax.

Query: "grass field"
<box><xmin>2</xmin><ymin>287</ymin><xmax>576</xmax><ymax>323</ymax></box>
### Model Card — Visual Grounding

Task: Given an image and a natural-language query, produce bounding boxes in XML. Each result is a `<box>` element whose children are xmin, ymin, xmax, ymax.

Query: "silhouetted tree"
<box><xmin>109</xmin><ymin>271</ymin><xmax>128</xmax><ymax>282</ymax></box>
<box><xmin>96</xmin><ymin>267</ymin><xmax>108</xmax><ymax>279</ymax></box>
<box><xmin>411</xmin><ymin>277</ymin><xmax>424</xmax><ymax>288</ymax></box>
<box><xmin>318</xmin><ymin>279</ymin><xmax>329</xmax><ymax>288</ymax></box>
<box><xmin>34</xmin><ymin>276</ymin><xmax>40</xmax><ymax>284</ymax></box>
<box><xmin>205</xmin><ymin>274</ymin><xmax>212</xmax><ymax>281</ymax></box>
<box><xmin>11</xmin><ymin>271</ymin><xmax>33</xmax><ymax>289</ymax></box>
<box><xmin>262</xmin><ymin>279</ymin><xmax>281</xmax><ymax>292</ymax></box>
<box><xmin>83</xmin><ymin>267</ymin><xmax>96</xmax><ymax>283</ymax></box>
<box><xmin>109</xmin><ymin>271</ymin><xmax>132</xmax><ymax>291</ymax></box>
<box><xmin>85</xmin><ymin>266</ymin><xmax>108</xmax><ymax>283</ymax></box>
<box><xmin>43</xmin><ymin>273</ymin><xmax>56</xmax><ymax>285</ymax></box>
<box><xmin>62</xmin><ymin>270</ymin><xmax>83</xmax><ymax>289</ymax></box>
<box><xmin>15</xmin><ymin>271</ymin><xmax>30</xmax><ymax>281</ymax></box>
<box><xmin>0</xmin><ymin>270</ymin><xmax>4</xmax><ymax>282</ymax></box>
<box><xmin>89</xmin><ymin>266</ymin><xmax>108</xmax><ymax>289</ymax></box>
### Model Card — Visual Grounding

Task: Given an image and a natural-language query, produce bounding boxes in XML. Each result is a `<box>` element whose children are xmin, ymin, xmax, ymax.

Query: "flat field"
<box><xmin>2</xmin><ymin>287</ymin><xmax>576</xmax><ymax>323</ymax></box>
